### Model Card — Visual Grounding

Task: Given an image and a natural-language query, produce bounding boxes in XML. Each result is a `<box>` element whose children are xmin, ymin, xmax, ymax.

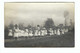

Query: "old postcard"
<box><xmin>4</xmin><ymin>2</ymin><xmax>74</xmax><ymax>47</ymax></box>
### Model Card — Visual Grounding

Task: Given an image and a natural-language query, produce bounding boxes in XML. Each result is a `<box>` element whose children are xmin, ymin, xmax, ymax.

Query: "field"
<box><xmin>5</xmin><ymin>31</ymin><xmax>74</xmax><ymax>47</ymax></box>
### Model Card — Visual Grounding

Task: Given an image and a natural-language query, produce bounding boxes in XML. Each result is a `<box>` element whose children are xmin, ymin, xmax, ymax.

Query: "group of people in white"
<box><xmin>8</xmin><ymin>25</ymin><xmax>69</xmax><ymax>39</ymax></box>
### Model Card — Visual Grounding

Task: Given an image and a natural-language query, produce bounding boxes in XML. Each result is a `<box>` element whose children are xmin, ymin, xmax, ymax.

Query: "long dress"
<box><xmin>49</xmin><ymin>29</ymin><xmax>54</xmax><ymax>35</ymax></box>
<box><xmin>20</xmin><ymin>30</ymin><xmax>25</xmax><ymax>37</ymax></box>
<box><xmin>57</xmin><ymin>29</ymin><xmax>60</xmax><ymax>35</ymax></box>
<box><xmin>28</xmin><ymin>30</ymin><xmax>33</xmax><ymax>37</ymax></box>
<box><xmin>25</xmin><ymin>29</ymin><xmax>28</xmax><ymax>37</ymax></box>
<box><xmin>62</xmin><ymin>29</ymin><xmax>64</xmax><ymax>34</ymax></box>
<box><xmin>29</xmin><ymin>31</ymin><xmax>33</xmax><ymax>36</ymax></box>
<box><xmin>38</xmin><ymin>31</ymin><xmax>41</xmax><ymax>36</ymax></box>
<box><xmin>54</xmin><ymin>30</ymin><xmax>57</xmax><ymax>35</ymax></box>
<box><xmin>51</xmin><ymin>30</ymin><xmax>54</xmax><ymax>35</ymax></box>
<box><xmin>44</xmin><ymin>29</ymin><xmax>47</xmax><ymax>35</ymax></box>
<box><xmin>35</xmin><ymin>30</ymin><xmax>38</xmax><ymax>36</ymax></box>
<box><xmin>8</xmin><ymin>29</ymin><xmax>13</xmax><ymax>36</ymax></box>
<box><xmin>17</xmin><ymin>29</ymin><xmax>20</xmax><ymax>37</ymax></box>
<box><xmin>14</xmin><ymin>28</ymin><xmax>19</xmax><ymax>38</ymax></box>
<box><xmin>41</xmin><ymin>30</ymin><xmax>44</xmax><ymax>36</ymax></box>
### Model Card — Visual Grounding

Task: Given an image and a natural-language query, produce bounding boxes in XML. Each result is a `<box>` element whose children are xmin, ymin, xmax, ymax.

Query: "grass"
<box><xmin>5</xmin><ymin>31</ymin><xmax>74</xmax><ymax>47</ymax></box>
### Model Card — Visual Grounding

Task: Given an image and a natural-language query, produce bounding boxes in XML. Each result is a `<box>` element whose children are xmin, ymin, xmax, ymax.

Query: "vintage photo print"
<box><xmin>4</xmin><ymin>2</ymin><xmax>74</xmax><ymax>47</ymax></box>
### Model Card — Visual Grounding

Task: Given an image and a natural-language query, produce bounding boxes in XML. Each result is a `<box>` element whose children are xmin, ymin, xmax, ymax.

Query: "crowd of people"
<box><xmin>8</xmin><ymin>24</ymin><xmax>69</xmax><ymax>39</ymax></box>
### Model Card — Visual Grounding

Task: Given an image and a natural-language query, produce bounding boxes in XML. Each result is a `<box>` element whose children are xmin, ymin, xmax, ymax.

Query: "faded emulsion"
<box><xmin>4</xmin><ymin>2</ymin><xmax>74</xmax><ymax>47</ymax></box>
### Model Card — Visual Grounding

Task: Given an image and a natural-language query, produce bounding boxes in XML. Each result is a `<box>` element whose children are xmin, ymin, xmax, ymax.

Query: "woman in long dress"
<box><xmin>14</xmin><ymin>27</ymin><xmax>19</xmax><ymax>39</ymax></box>
<box><xmin>8</xmin><ymin>29</ymin><xmax>13</xmax><ymax>39</ymax></box>
<box><xmin>44</xmin><ymin>29</ymin><xmax>47</xmax><ymax>35</ymax></box>
<box><xmin>49</xmin><ymin>28</ymin><xmax>54</xmax><ymax>35</ymax></box>
<box><xmin>8</xmin><ymin>29</ymin><xmax>12</xmax><ymax>36</ymax></box>
<box><xmin>62</xmin><ymin>28</ymin><xmax>64</xmax><ymax>34</ymax></box>
<box><xmin>29</xmin><ymin>30</ymin><xmax>33</xmax><ymax>37</ymax></box>
<box><xmin>54</xmin><ymin>29</ymin><xmax>57</xmax><ymax>35</ymax></box>
<box><xmin>20</xmin><ymin>30</ymin><xmax>25</xmax><ymax>37</ymax></box>
<box><xmin>25</xmin><ymin>29</ymin><xmax>28</xmax><ymax>37</ymax></box>
<box><xmin>41</xmin><ymin>30</ymin><xmax>45</xmax><ymax>36</ymax></box>
<box><xmin>57</xmin><ymin>28</ymin><xmax>60</xmax><ymax>35</ymax></box>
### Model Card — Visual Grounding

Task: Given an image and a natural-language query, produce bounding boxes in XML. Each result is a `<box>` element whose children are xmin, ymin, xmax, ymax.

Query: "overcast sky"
<box><xmin>4</xmin><ymin>3</ymin><xmax>74</xmax><ymax>27</ymax></box>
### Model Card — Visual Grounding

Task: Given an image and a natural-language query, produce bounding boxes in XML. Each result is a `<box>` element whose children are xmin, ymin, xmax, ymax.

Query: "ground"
<box><xmin>5</xmin><ymin>31</ymin><xmax>74</xmax><ymax>47</ymax></box>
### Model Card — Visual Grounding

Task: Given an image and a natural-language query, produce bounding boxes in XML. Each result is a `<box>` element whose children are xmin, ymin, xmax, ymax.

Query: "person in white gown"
<box><xmin>62</xmin><ymin>28</ymin><xmax>64</xmax><ymax>34</ymax></box>
<box><xmin>8</xmin><ymin>29</ymin><xmax>13</xmax><ymax>37</ymax></box>
<box><xmin>24</xmin><ymin>29</ymin><xmax>28</xmax><ymax>37</ymax></box>
<box><xmin>54</xmin><ymin>29</ymin><xmax>57</xmax><ymax>35</ymax></box>
<box><xmin>29</xmin><ymin>30</ymin><xmax>33</xmax><ymax>36</ymax></box>
<box><xmin>57</xmin><ymin>28</ymin><xmax>60</xmax><ymax>35</ymax></box>
<box><xmin>35</xmin><ymin>30</ymin><xmax>38</xmax><ymax>36</ymax></box>
<box><xmin>44</xmin><ymin>29</ymin><xmax>47</xmax><ymax>35</ymax></box>
<box><xmin>14</xmin><ymin>27</ymin><xmax>20</xmax><ymax>38</ymax></box>
<box><xmin>38</xmin><ymin>30</ymin><xmax>41</xmax><ymax>36</ymax></box>
<box><xmin>20</xmin><ymin>30</ymin><xmax>25</xmax><ymax>37</ymax></box>
<box><xmin>41</xmin><ymin>30</ymin><xmax>44</xmax><ymax>36</ymax></box>
<box><xmin>49</xmin><ymin>28</ymin><xmax>54</xmax><ymax>35</ymax></box>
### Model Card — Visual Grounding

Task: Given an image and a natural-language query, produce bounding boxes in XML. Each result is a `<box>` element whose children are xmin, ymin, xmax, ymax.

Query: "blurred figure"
<box><xmin>14</xmin><ymin>24</ymin><xmax>19</xmax><ymax>39</ymax></box>
<box><xmin>25</xmin><ymin>28</ymin><xmax>28</xmax><ymax>37</ymax></box>
<box><xmin>49</xmin><ymin>28</ymin><xmax>54</xmax><ymax>35</ymax></box>
<box><xmin>8</xmin><ymin>28</ymin><xmax>13</xmax><ymax>38</ymax></box>
<box><xmin>57</xmin><ymin>28</ymin><xmax>60</xmax><ymax>35</ymax></box>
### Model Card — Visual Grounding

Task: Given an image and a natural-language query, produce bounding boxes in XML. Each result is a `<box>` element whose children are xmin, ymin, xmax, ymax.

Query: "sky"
<box><xmin>4</xmin><ymin>3</ymin><xmax>74</xmax><ymax>27</ymax></box>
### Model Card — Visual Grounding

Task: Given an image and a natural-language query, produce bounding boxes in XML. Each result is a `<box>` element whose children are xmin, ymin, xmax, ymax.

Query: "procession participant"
<box><xmin>62</xmin><ymin>28</ymin><xmax>64</xmax><ymax>34</ymax></box>
<box><xmin>60</xmin><ymin>29</ymin><xmax>62</xmax><ymax>35</ymax></box>
<box><xmin>35</xmin><ymin>29</ymin><xmax>38</xmax><ymax>36</ymax></box>
<box><xmin>20</xmin><ymin>29</ymin><xmax>25</xmax><ymax>37</ymax></box>
<box><xmin>41</xmin><ymin>29</ymin><xmax>44</xmax><ymax>36</ymax></box>
<box><xmin>14</xmin><ymin>25</ymin><xmax>20</xmax><ymax>39</ymax></box>
<box><xmin>47</xmin><ymin>29</ymin><xmax>50</xmax><ymax>36</ymax></box>
<box><xmin>57</xmin><ymin>28</ymin><xmax>60</xmax><ymax>35</ymax></box>
<box><xmin>8</xmin><ymin>28</ymin><xmax>13</xmax><ymax>38</ymax></box>
<box><xmin>25</xmin><ymin>28</ymin><xmax>28</xmax><ymax>37</ymax></box>
<box><xmin>54</xmin><ymin>29</ymin><xmax>57</xmax><ymax>35</ymax></box>
<box><xmin>29</xmin><ymin>30</ymin><xmax>33</xmax><ymax>37</ymax></box>
<box><xmin>44</xmin><ymin>29</ymin><xmax>47</xmax><ymax>35</ymax></box>
<box><xmin>38</xmin><ymin>30</ymin><xmax>41</xmax><ymax>36</ymax></box>
<box><xmin>49</xmin><ymin>28</ymin><xmax>54</xmax><ymax>35</ymax></box>
<box><xmin>37</xmin><ymin>25</ymin><xmax>41</xmax><ymax>36</ymax></box>
<box><xmin>42</xmin><ymin>27</ymin><xmax>46</xmax><ymax>36</ymax></box>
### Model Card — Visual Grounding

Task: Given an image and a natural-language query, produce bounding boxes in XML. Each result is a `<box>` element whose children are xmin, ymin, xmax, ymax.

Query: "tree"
<box><xmin>44</xmin><ymin>18</ymin><xmax>54</xmax><ymax>29</ymax></box>
<box><xmin>64</xmin><ymin>11</ymin><xmax>69</xmax><ymax>26</ymax></box>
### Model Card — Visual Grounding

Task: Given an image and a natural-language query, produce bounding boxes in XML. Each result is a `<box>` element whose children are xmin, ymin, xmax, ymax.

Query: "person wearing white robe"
<box><xmin>18</xmin><ymin>29</ymin><xmax>21</xmax><ymax>37</ymax></box>
<box><xmin>25</xmin><ymin>29</ymin><xmax>28</xmax><ymax>37</ymax></box>
<box><xmin>43</xmin><ymin>27</ymin><xmax>47</xmax><ymax>36</ymax></box>
<box><xmin>35</xmin><ymin>30</ymin><xmax>38</xmax><ymax>36</ymax></box>
<box><xmin>51</xmin><ymin>30</ymin><xmax>54</xmax><ymax>35</ymax></box>
<box><xmin>8</xmin><ymin>29</ymin><xmax>13</xmax><ymax>36</ymax></box>
<box><xmin>41</xmin><ymin>30</ymin><xmax>44</xmax><ymax>36</ymax></box>
<box><xmin>54</xmin><ymin>29</ymin><xmax>57</xmax><ymax>35</ymax></box>
<box><xmin>38</xmin><ymin>30</ymin><xmax>41</xmax><ymax>36</ymax></box>
<box><xmin>57</xmin><ymin>29</ymin><xmax>60</xmax><ymax>35</ymax></box>
<box><xmin>14</xmin><ymin>28</ymin><xmax>19</xmax><ymax>38</ymax></box>
<box><xmin>49</xmin><ymin>28</ymin><xmax>54</xmax><ymax>35</ymax></box>
<box><xmin>62</xmin><ymin>29</ymin><xmax>64</xmax><ymax>34</ymax></box>
<box><xmin>29</xmin><ymin>30</ymin><xmax>33</xmax><ymax>36</ymax></box>
<box><xmin>44</xmin><ymin>29</ymin><xmax>47</xmax><ymax>35</ymax></box>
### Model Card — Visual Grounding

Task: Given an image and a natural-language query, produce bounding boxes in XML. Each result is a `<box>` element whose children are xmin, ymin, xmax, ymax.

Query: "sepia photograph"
<box><xmin>4</xmin><ymin>2</ymin><xmax>74</xmax><ymax>47</ymax></box>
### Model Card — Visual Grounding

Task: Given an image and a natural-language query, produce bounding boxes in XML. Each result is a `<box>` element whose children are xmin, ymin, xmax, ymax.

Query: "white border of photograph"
<box><xmin>0</xmin><ymin>0</ymin><xmax>80</xmax><ymax>53</ymax></box>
